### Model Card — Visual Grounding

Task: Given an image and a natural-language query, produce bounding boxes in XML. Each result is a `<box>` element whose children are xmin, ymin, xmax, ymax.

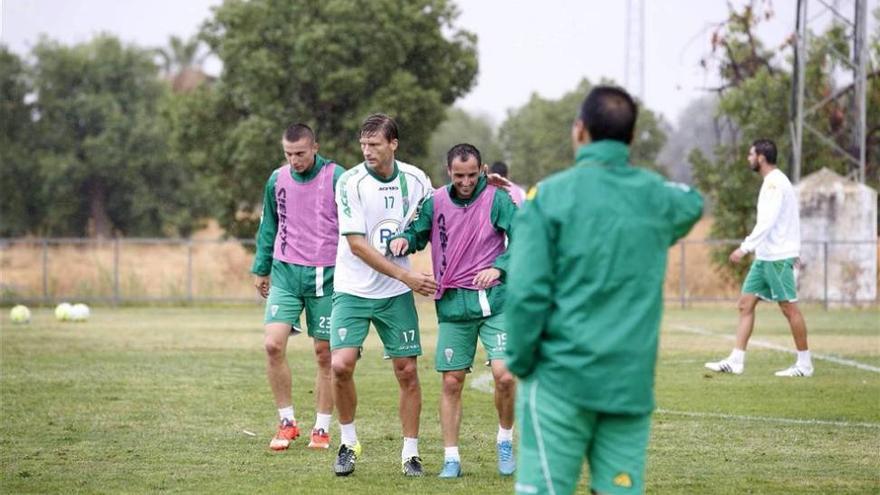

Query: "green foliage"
<box><xmin>426</xmin><ymin>108</ymin><xmax>503</xmax><ymax>184</ymax></box>
<box><xmin>630</xmin><ymin>101</ymin><xmax>671</xmax><ymax>167</ymax></box>
<box><xmin>3</xmin><ymin>35</ymin><xmax>208</xmax><ymax>237</ymax></box>
<box><xmin>155</xmin><ymin>34</ymin><xmax>207</xmax><ymax>76</ymax></box>
<box><xmin>498</xmin><ymin>79</ymin><xmax>669</xmax><ymax>187</ymax></box>
<box><xmin>176</xmin><ymin>0</ymin><xmax>478</xmax><ymax>238</ymax></box>
<box><xmin>690</xmin><ymin>147</ymin><xmax>757</xmax><ymax>282</ymax></box>
<box><xmin>0</xmin><ymin>46</ymin><xmax>42</xmax><ymax>236</ymax></box>
<box><xmin>692</xmin><ymin>4</ymin><xmax>880</xmax><ymax>278</ymax></box>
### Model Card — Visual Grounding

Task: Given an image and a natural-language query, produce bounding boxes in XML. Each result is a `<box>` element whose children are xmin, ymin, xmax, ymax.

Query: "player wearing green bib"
<box><xmin>252</xmin><ymin>124</ymin><xmax>346</xmax><ymax>451</ymax></box>
<box><xmin>506</xmin><ymin>87</ymin><xmax>703</xmax><ymax>495</ymax></box>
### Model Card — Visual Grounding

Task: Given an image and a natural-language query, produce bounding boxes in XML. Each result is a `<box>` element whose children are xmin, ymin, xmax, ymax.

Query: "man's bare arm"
<box><xmin>345</xmin><ymin>234</ymin><xmax>437</xmax><ymax>297</ymax></box>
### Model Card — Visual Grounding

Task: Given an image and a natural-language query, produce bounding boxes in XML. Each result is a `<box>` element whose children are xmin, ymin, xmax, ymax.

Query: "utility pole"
<box><xmin>624</xmin><ymin>0</ymin><xmax>645</xmax><ymax>101</ymax></box>
<box><xmin>790</xmin><ymin>0</ymin><xmax>868</xmax><ymax>184</ymax></box>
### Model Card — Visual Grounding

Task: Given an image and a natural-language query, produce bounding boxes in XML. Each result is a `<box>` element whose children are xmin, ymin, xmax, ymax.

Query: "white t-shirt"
<box><xmin>740</xmin><ymin>168</ymin><xmax>801</xmax><ymax>261</ymax></box>
<box><xmin>334</xmin><ymin>160</ymin><xmax>433</xmax><ymax>298</ymax></box>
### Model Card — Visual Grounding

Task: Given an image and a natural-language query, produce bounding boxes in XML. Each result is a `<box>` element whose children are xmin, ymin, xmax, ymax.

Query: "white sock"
<box><xmin>314</xmin><ymin>413</ymin><xmax>332</xmax><ymax>432</ymax></box>
<box><xmin>402</xmin><ymin>437</ymin><xmax>419</xmax><ymax>460</ymax></box>
<box><xmin>729</xmin><ymin>349</ymin><xmax>746</xmax><ymax>363</ymax></box>
<box><xmin>278</xmin><ymin>406</ymin><xmax>295</xmax><ymax>422</ymax></box>
<box><xmin>340</xmin><ymin>422</ymin><xmax>358</xmax><ymax>446</ymax></box>
<box><xmin>497</xmin><ymin>426</ymin><xmax>514</xmax><ymax>443</ymax></box>
<box><xmin>444</xmin><ymin>446</ymin><xmax>460</xmax><ymax>461</ymax></box>
<box><xmin>797</xmin><ymin>350</ymin><xmax>812</xmax><ymax>368</ymax></box>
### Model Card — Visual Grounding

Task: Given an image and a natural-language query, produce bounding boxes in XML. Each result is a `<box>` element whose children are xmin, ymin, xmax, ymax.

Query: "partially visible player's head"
<box><xmin>489</xmin><ymin>161</ymin><xmax>509</xmax><ymax>178</ymax></box>
<box><xmin>748</xmin><ymin>139</ymin><xmax>777</xmax><ymax>173</ymax></box>
<box><xmin>281</xmin><ymin>123</ymin><xmax>318</xmax><ymax>174</ymax></box>
<box><xmin>447</xmin><ymin>143</ymin><xmax>483</xmax><ymax>200</ymax></box>
<box><xmin>572</xmin><ymin>86</ymin><xmax>638</xmax><ymax>149</ymax></box>
<box><xmin>359</xmin><ymin>114</ymin><xmax>399</xmax><ymax>169</ymax></box>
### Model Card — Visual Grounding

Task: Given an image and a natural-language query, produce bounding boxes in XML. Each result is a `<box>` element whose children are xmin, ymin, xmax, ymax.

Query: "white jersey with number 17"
<box><xmin>334</xmin><ymin>160</ymin><xmax>432</xmax><ymax>299</ymax></box>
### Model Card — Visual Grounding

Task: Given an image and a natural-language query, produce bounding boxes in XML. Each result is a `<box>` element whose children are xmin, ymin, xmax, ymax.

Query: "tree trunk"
<box><xmin>87</xmin><ymin>180</ymin><xmax>113</xmax><ymax>238</ymax></box>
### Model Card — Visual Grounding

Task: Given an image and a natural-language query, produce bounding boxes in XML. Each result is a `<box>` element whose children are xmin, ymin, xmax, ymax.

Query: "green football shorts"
<box><xmin>330</xmin><ymin>291</ymin><xmax>421</xmax><ymax>358</ymax></box>
<box><xmin>742</xmin><ymin>258</ymin><xmax>798</xmax><ymax>302</ymax></box>
<box><xmin>515</xmin><ymin>377</ymin><xmax>651</xmax><ymax>495</ymax></box>
<box><xmin>264</xmin><ymin>285</ymin><xmax>332</xmax><ymax>340</ymax></box>
<box><xmin>436</xmin><ymin>313</ymin><xmax>507</xmax><ymax>371</ymax></box>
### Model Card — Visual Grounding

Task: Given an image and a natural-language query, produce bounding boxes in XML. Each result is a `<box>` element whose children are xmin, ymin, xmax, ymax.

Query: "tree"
<box><xmin>29</xmin><ymin>35</ymin><xmax>206</xmax><ymax>237</ymax></box>
<box><xmin>426</xmin><ymin>108</ymin><xmax>503</xmax><ymax>183</ymax></box>
<box><xmin>175</xmin><ymin>0</ymin><xmax>478</xmax><ymax>238</ymax></box>
<box><xmin>691</xmin><ymin>2</ymin><xmax>880</xmax><ymax>280</ymax></box>
<box><xmin>156</xmin><ymin>34</ymin><xmax>211</xmax><ymax>93</ymax></box>
<box><xmin>498</xmin><ymin>78</ymin><xmax>670</xmax><ymax>187</ymax></box>
<box><xmin>656</xmin><ymin>96</ymin><xmax>735</xmax><ymax>184</ymax></box>
<box><xmin>0</xmin><ymin>46</ymin><xmax>42</xmax><ymax>236</ymax></box>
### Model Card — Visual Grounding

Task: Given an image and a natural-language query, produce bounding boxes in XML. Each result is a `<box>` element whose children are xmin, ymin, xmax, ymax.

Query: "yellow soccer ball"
<box><xmin>55</xmin><ymin>302</ymin><xmax>72</xmax><ymax>321</ymax></box>
<box><xmin>10</xmin><ymin>305</ymin><xmax>31</xmax><ymax>324</ymax></box>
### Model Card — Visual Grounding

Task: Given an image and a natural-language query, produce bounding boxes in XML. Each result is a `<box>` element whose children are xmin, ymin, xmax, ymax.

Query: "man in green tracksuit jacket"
<box><xmin>506</xmin><ymin>86</ymin><xmax>703</xmax><ymax>495</ymax></box>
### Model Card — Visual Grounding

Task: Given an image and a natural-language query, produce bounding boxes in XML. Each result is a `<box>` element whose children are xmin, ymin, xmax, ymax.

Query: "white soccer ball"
<box><xmin>9</xmin><ymin>305</ymin><xmax>31</xmax><ymax>324</ymax></box>
<box><xmin>69</xmin><ymin>303</ymin><xmax>90</xmax><ymax>322</ymax></box>
<box><xmin>55</xmin><ymin>302</ymin><xmax>73</xmax><ymax>321</ymax></box>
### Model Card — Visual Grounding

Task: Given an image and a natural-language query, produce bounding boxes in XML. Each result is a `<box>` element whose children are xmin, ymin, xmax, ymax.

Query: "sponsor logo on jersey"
<box><xmin>277</xmin><ymin>188</ymin><xmax>289</xmax><ymax>254</ymax></box>
<box><xmin>526</xmin><ymin>185</ymin><xmax>538</xmax><ymax>201</ymax></box>
<box><xmin>370</xmin><ymin>219</ymin><xmax>401</xmax><ymax>252</ymax></box>
<box><xmin>338</xmin><ymin>172</ymin><xmax>353</xmax><ymax>218</ymax></box>
<box><xmin>613</xmin><ymin>472</ymin><xmax>633</xmax><ymax>488</ymax></box>
<box><xmin>436</xmin><ymin>213</ymin><xmax>448</xmax><ymax>277</ymax></box>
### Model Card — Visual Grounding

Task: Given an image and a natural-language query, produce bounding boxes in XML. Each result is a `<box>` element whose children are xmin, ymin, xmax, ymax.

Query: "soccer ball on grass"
<box><xmin>55</xmin><ymin>302</ymin><xmax>73</xmax><ymax>321</ymax></box>
<box><xmin>69</xmin><ymin>303</ymin><xmax>90</xmax><ymax>322</ymax></box>
<box><xmin>9</xmin><ymin>305</ymin><xmax>31</xmax><ymax>324</ymax></box>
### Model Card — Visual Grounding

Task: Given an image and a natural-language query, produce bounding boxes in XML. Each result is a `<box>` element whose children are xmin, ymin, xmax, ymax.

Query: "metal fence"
<box><xmin>1</xmin><ymin>237</ymin><xmax>877</xmax><ymax>308</ymax></box>
<box><xmin>671</xmin><ymin>239</ymin><xmax>878</xmax><ymax>308</ymax></box>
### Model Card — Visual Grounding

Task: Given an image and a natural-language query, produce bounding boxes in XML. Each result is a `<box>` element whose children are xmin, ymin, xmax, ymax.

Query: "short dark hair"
<box><xmin>446</xmin><ymin>143</ymin><xmax>482</xmax><ymax>169</ymax></box>
<box><xmin>752</xmin><ymin>139</ymin><xmax>777</xmax><ymax>164</ymax></box>
<box><xmin>283</xmin><ymin>123</ymin><xmax>315</xmax><ymax>143</ymax></box>
<box><xmin>360</xmin><ymin>113</ymin><xmax>399</xmax><ymax>142</ymax></box>
<box><xmin>578</xmin><ymin>85</ymin><xmax>638</xmax><ymax>144</ymax></box>
<box><xmin>489</xmin><ymin>161</ymin><xmax>509</xmax><ymax>177</ymax></box>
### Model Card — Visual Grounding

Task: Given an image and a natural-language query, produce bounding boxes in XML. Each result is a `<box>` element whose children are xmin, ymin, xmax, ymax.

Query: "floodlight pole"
<box><xmin>792</xmin><ymin>0</ymin><xmax>807</xmax><ymax>184</ymax></box>
<box><xmin>790</xmin><ymin>0</ymin><xmax>869</xmax><ymax>185</ymax></box>
<box><xmin>624</xmin><ymin>0</ymin><xmax>645</xmax><ymax>101</ymax></box>
<box><xmin>853</xmin><ymin>0</ymin><xmax>867</xmax><ymax>184</ymax></box>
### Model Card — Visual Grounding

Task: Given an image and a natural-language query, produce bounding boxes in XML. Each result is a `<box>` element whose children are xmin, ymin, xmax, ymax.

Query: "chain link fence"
<box><xmin>1</xmin><ymin>238</ymin><xmax>877</xmax><ymax>307</ymax></box>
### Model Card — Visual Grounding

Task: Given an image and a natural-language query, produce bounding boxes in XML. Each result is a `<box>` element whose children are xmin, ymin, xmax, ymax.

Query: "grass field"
<box><xmin>1</xmin><ymin>302</ymin><xmax>878</xmax><ymax>494</ymax></box>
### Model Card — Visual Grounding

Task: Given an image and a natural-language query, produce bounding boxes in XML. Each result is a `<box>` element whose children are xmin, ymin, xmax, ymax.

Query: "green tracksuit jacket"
<box><xmin>505</xmin><ymin>140</ymin><xmax>704</xmax><ymax>414</ymax></box>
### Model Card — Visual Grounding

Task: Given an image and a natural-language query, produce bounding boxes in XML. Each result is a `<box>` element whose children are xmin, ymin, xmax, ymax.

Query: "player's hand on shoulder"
<box><xmin>389</xmin><ymin>238</ymin><xmax>409</xmax><ymax>257</ymax></box>
<box><xmin>401</xmin><ymin>271</ymin><xmax>437</xmax><ymax>297</ymax></box>
<box><xmin>486</xmin><ymin>172</ymin><xmax>512</xmax><ymax>191</ymax></box>
<box><xmin>472</xmin><ymin>268</ymin><xmax>501</xmax><ymax>289</ymax></box>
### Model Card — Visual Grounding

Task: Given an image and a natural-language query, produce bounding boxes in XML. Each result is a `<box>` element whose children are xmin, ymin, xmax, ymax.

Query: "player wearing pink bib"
<box><xmin>252</xmin><ymin>123</ymin><xmax>345</xmax><ymax>451</ymax></box>
<box><xmin>390</xmin><ymin>143</ymin><xmax>519</xmax><ymax>478</ymax></box>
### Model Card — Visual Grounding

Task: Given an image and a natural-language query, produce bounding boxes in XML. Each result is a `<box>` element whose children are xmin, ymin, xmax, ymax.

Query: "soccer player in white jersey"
<box><xmin>705</xmin><ymin>139</ymin><xmax>813</xmax><ymax>377</ymax></box>
<box><xmin>330</xmin><ymin>114</ymin><xmax>436</xmax><ymax>477</ymax></box>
